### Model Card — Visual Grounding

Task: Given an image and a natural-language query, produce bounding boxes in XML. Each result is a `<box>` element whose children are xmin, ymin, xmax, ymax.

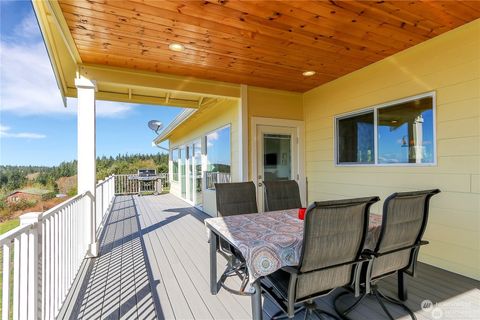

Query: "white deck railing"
<box><xmin>114</xmin><ymin>173</ymin><xmax>169</xmax><ymax>195</ymax></box>
<box><xmin>0</xmin><ymin>176</ymin><xmax>116</xmax><ymax>320</ymax></box>
<box><xmin>205</xmin><ymin>172</ymin><xmax>231</xmax><ymax>190</ymax></box>
<box><xmin>95</xmin><ymin>175</ymin><xmax>115</xmax><ymax>235</ymax></box>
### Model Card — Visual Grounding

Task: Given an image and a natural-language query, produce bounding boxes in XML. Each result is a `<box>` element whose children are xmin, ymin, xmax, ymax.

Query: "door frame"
<box><xmin>183</xmin><ymin>138</ymin><xmax>203</xmax><ymax>209</ymax></box>
<box><xmin>250</xmin><ymin>117</ymin><xmax>306</xmax><ymax>210</ymax></box>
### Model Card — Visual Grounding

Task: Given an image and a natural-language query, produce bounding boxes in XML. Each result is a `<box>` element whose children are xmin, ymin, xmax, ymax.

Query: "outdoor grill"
<box><xmin>128</xmin><ymin>169</ymin><xmax>162</xmax><ymax>195</ymax></box>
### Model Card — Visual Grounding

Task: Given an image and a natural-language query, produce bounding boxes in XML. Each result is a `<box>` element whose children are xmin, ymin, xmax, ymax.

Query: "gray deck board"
<box><xmin>67</xmin><ymin>194</ymin><xmax>480</xmax><ymax>320</ymax></box>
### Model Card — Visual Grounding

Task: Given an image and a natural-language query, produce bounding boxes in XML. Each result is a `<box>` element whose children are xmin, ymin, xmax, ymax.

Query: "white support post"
<box><xmin>75</xmin><ymin>77</ymin><xmax>99</xmax><ymax>257</ymax></box>
<box><xmin>239</xmin><ymin>84</ymin><xmax>249</xmax><ymax>181</ymax></box>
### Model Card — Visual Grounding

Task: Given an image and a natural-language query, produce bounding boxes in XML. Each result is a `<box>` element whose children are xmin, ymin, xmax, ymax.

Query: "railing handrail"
<box><xmin>40</xmin><ymin>191</ymin><xmax>92</xmax><ymax>220</ymax></box>
<box><xmin>0</xmin><ymin>191</ymin><xmax>94</xmax><ymax>246</ymax></box>
<box><xmin>95</xmin><ymin>175</ymin><xmax>114</xmax><ymax>187</ymax></box>
<box><xmin>0</xmin><ymin>223</ymin><xmax>36</xmax><ymax>246</ymax></box>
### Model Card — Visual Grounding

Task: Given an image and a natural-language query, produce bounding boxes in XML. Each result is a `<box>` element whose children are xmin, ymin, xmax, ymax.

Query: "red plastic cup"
<box><xmin>298</xmin><ymin>208</ymin><xmax>307</xmax><ymax>220</ymax></box>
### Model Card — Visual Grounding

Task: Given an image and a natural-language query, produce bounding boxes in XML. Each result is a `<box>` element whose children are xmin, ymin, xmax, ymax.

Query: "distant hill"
<box><xmin>56</xmin><ymin>175</ymin><xmax>77</xmax><ymax>194</ymax></box>
<box><xmin>0</xmin><ymin>153</ymin><xmax>169</xmax><ymax>222</ymax></box>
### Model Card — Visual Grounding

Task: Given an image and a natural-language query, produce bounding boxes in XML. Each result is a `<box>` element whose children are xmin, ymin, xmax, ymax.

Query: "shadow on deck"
<box><xmin>62</xmin><ymin>194</ymin><xmax>480</xmax><ymax>320</ymax></box>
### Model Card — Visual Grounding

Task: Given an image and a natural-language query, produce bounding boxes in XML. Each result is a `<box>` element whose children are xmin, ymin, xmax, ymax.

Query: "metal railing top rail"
<box><xmin>0</xmin><ymin>175</ymin><xmax>116</xmax><ymax>246</ymax></box>
<box><xmin>0</xmin><ymin>175</ymin><xmax>116</xmax><ymax>247</ymax></box>
<box><xmin>96</xmin><ymin>175</ymin><xmax>114</xmax><ymax>187</ymax></box>
<box><xmin>0</xmin><ymin>223</ymin><xmax>35</xmax><ymax>246</ymax></box>
<box><xmin>40</xmin><ymin>191</ymin><xmax>92</xmax><ymax>220</ymax></box>
<box><xmin>0</xmin><ymin>191</ymin><xmax>92</xmax><ymax>246</ymax></box>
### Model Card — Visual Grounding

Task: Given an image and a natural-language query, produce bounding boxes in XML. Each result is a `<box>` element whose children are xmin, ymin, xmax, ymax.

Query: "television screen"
<box><xmin>265</xmin><ymin>153</ymin><xmax>277</xmax><ymax>166</ymax></box>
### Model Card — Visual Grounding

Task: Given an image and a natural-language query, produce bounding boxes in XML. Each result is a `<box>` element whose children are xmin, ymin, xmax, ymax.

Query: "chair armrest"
<box><xmin>372</xmin><ymin>241</ymin><xmax>430</xmax><ymax>257</ymax></box>
<box><xmin>282</xmin><ymin>266</ymin><xmax>299</xmax><ymax>275</ymax></box>
<box><xmin>362</xmin><ymin>249</ymin><xmax>378</xmax><ymax>258</ymax></box>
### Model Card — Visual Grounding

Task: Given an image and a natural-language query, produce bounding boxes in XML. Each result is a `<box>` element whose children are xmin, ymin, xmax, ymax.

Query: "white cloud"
<box><xmin>0</xmin><ymin>13</ymin><xmax>134</xmax><ymax>118</ymax></box>
<box><xmin>14</xmin><ymin>11</ymin><xmax>40</xmax><ymax>38</ymax></box>
<box><xmin>208</xmin><ymin>131</ymin><xmax>219</xmax><ymax>140</ymax></box>
<box><xmin>0</xmin><ymin>124</ymin><xmax>46</xmax><ymax>139</ymax></box>
<box><xmin>78</xmin><ymin>100</ymin><xmax>134</xmax><ymax>118</ymax></box>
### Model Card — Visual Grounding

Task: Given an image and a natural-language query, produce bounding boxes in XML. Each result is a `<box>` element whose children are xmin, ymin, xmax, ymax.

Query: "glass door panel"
<box><xmin>194</xmin><ymin>142</ymin><xmax>203</xmax><ymax>206</ymax></box>
<box><xmin>180</xmin><ymin>147</ymin><xmax>186</xmax><ymax>199</ymax></box>
<box><xmin>256</xmin><ymin>125</ymin><xmax>298</xmax><ymax>212</ymax></box>
<box><xmin>188</xmin><ymin>145</ymin><xmax>194</xmax><ymax>202</ymax></box>
<box><xmin>263</xmin><ymin>134</ymin><xmax>292</xmax><ymax>182</ymax></box>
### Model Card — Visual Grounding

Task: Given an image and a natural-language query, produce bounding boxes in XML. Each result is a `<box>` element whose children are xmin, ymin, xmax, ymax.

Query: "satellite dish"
<box><xmin>148</xmin><ymin>120</ymin><xmax>163</xmax><ymax>134</ymax></box>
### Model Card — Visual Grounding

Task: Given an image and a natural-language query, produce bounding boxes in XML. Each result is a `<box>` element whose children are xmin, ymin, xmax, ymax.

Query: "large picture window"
<box><xmin>206</xmin><ymin>125</ymin><xmax>231</xmax><ymax>189</ymax></box>
<box><xmin>336</xmin><ymin>93</ymin><xmax>435</xmax><ymax>165</ymax></box>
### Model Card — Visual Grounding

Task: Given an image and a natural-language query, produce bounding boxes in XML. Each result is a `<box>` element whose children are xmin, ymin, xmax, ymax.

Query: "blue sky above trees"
<box><xmin>0</xmin><ymin>0</ymin><xmax>182</xmax><ymax>166</ymax></box>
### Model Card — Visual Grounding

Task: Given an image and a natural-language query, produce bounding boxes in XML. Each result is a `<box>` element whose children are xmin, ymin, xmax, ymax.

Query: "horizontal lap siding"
<box><xmin>303</xmin><ymin>19</ymin><xmax>480</xmax><ymax>280</ymax></box>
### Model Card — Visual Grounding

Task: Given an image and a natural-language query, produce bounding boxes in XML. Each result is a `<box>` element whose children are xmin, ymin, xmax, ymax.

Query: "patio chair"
<box><xmin>215</xmin><ymin>182</ymin><xmax>258</xmax><ymax>295</ymax></box>
<box><xmin>263</xmin><ymin>180</ymin><xmax>302</xmax><ymax>211</ymax></box>
<box><xmin>334</xmin><ymin>189</ymin><xmax>441</xmax><ymax>320</ymax></box>
<box><xmin>261</xmin><ymin>196</ymin><xmax>380</xmax><ymax>319</ymax></box>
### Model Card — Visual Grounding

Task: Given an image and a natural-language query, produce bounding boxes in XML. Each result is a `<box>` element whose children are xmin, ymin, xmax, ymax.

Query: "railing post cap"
<box><xmin>19</xmin><ymin>212</ymin><xmax>42</xmax><ymax>225</ymax></box>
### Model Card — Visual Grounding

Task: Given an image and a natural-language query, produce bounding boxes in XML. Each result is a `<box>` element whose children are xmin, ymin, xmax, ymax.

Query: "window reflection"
<box><xmin>206</xmin><ymin>126</ymin><xmax>231</xmax><ymax>189</ymax></box>
<box><xmin>378</xmin><ymin>97</ymin><xmax>434</xmax><ymax>164</ymax></box>
<box><xmin>337</xmin><ymin>112</ymin><xmax>374</xmax><ymax>164</ymax></box>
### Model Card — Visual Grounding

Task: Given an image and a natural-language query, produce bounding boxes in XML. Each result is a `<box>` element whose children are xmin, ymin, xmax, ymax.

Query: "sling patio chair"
<box><xmin>261</xmin><ymin>196</ymin><xmax>380</xmax><ymax>319</ymax></box>
<box><xmin>215</xmin><ymin>181</ymin><xmax>259</xmax><ymax>295</ymax></box>
<box><xmin>334</xmin><ymin>189</ymin><xmax>441</xmax><ymax>320</ymax></box>
<box><xmin>263</xmin><ymin>180</ymin><xmax>302</xmax><ymax>212</ymax></box>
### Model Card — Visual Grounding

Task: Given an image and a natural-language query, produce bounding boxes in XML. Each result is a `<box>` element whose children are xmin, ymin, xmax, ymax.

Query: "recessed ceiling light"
<box><xmin>302</xmin><ymin>70</ymin><xmax>316</xmax><ymax>77</ymax></box>
<box><xmin>169</xmin><ymin>43</ymin><xmax>185</xmax><ymax>52</ymax></box>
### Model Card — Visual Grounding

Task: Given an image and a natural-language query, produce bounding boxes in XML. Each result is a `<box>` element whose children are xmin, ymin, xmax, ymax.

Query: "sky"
<box><xmin>0</xmin><ymin>0</ymin><xmax>182</xmax><ymax>166</ymax></box>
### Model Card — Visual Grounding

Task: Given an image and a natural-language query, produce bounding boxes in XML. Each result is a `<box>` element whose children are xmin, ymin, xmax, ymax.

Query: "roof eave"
<box><xmin>153</xmin><ymin>108</ymin><xmax>198</xmax><ymax>145</ymax></box>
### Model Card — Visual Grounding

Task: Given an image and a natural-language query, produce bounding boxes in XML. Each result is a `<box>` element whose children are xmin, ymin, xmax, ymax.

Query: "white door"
<box><xmin>256</xmin><ymin>125</ymin><xmax>300</xmax><ymax>212</ymax></box>
<box><xmin>186</xmin><ymin>140</ymin><xmax>203</xmax><ymax>207</ymax></box>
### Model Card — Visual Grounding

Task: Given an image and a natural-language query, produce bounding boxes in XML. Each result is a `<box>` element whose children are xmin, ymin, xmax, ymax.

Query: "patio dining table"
<box><xmin>205</xmin><ymin>209</ymin><xmax>383</xmax><ymax>320</ymax></box>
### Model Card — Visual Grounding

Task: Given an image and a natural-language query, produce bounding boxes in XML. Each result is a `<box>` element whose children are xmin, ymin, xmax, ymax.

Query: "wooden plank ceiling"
<box><xmin>59</xmin><ymin>0</ymin><xmax>480</xmax><ymax>92</ymax></box>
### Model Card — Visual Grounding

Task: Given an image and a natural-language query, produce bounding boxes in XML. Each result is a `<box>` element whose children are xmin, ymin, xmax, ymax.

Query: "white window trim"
<box><xmin>334</xmin><ymin>91</ymin><xmax>437</xmax><ymax>167</ymax></box>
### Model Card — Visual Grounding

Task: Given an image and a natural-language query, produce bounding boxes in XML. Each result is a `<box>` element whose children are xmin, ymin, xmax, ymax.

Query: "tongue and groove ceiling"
<box><xmin>58</xmin><ymin>0</ymin><xmax>480</xmax><ymax>92</ymax></box>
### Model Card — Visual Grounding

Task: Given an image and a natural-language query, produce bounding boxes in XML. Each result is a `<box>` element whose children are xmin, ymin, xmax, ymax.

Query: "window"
<box><xmin>336</xmin><ymin>93</ymin><xmax>435</xmax><ymax>165</ymax></box>
<box><xmin>206</xmin><ymin>125</ymin><xmax>231</xmax><ymax>189</ymax></box>
<box><xmin>172</xmin><ymin>148</ymin><xmax>179</xmax><ymax>181</ymax></box>
<box><xmin>337</xmin><ymin>112</ymin><xmax>374</xmax><ymax>164</ymax></box>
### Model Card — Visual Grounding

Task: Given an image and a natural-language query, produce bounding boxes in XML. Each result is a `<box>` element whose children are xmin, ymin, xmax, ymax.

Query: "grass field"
<box><xmin>0</xmin><ymin>219</ymin><xmax>19</xmax><ymax>235</ymax></box>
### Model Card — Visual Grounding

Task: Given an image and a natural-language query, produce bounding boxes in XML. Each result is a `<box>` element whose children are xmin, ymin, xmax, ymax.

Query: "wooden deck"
<box><xmin>65</xmin><ymin>194</ymin><xmax>480</xmax><ymax>319</ymax></box>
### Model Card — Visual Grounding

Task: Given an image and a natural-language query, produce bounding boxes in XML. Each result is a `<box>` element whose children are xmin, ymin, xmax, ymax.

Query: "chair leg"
<box><xmin>375</xmin><ymin>288</ymin><xmax>417</xmax><ymax>320</ymax></box>
<box><xmin>271</xmin><ymin>306</ymin><xmax>305</xmax><ymax>319</ymax></box>
<box><xmin>304</xmin><ymin>300</ymin><xmax>341</xmax><ymax>320</ymax></box>
<box><xmin>373</xmin><ymin>289</ymin><xmax>395</xmax><ymax>320</ymax></box>
<box><xmin>334</xmin><ymin>286</ymin><xmax>417</xmax><ymax>320</ymax></box>
<box><xmin>219</xmin><ymin>263</ymin><xmax>252</xmax><ymax>296</ymax></box>
<box><xmin>333</xmin><ymin>291</ymin><xmax>367</xmax><ymax>320</ymax></box>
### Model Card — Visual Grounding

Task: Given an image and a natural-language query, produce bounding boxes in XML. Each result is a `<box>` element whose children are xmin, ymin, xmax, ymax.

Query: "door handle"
<box><xmin>258</xmin><ymin>182</ymin><xmax>263</xmax><ymax>187</ymax></box>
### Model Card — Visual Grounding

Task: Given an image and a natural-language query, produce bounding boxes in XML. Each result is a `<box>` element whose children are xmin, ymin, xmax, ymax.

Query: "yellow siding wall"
<box><xmin>247</xmin><ymin>86</ymin><xmax>304</xmax><ymax>179</ymax></box>
<box><xmin>303</xmin><ymin>20</ymin><xmax>480</xmax><ymax>280</ymax></box>
<box><xmin>248</xmin><ymin>86</ymin><xmax>303</xmax><ymax>120</ymax></box>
